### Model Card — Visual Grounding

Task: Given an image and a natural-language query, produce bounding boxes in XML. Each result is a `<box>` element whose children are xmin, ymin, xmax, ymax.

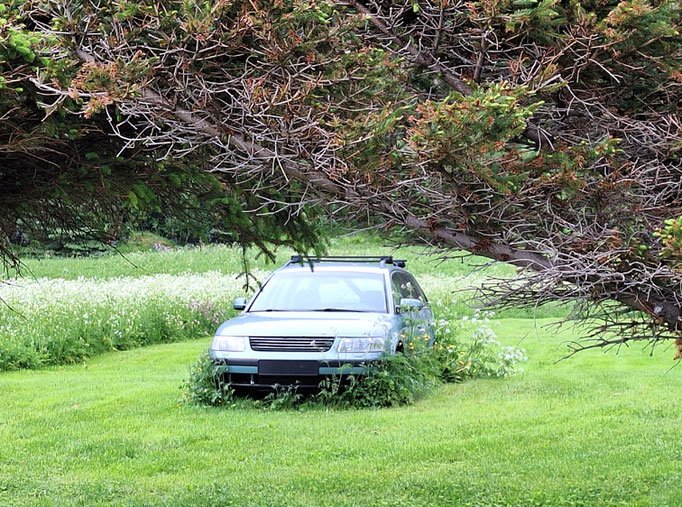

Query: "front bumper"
<box><xmin>212</xmin><ymin>358</ymin><xmax>373</xmax><ymax>390</ymax></box>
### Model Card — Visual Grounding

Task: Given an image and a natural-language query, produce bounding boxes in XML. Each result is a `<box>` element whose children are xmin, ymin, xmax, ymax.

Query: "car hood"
<box><xmin>215</xmin><ymin>311</ymin><xmax>393</xmax><ymax>337</ymax></box>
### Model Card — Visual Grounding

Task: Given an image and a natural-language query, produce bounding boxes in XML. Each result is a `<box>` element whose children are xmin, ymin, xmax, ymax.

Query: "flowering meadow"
<box><xmin>0</xmin><ymin>271</ymin><xmax>264</xmax><ymax>371</ymax></box>
<box><xmin>0</xmin><ymin>265</ymin><xmax>530</xmax><ymax>381</ymax></box>
<box><xmin>0</xmin><ymin>239</ymin><xmax>537</xmax><ymax>375</ymax></box>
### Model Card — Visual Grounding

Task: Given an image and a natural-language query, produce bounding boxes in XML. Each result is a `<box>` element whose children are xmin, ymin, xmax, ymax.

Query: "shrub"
<box><xmin>316</xmin><ymin>352</ymin><xmax>441</xmax><ymax>408</ymax></box>
<box><xmin>180</xmin><ymin>351</ymin><xmax>233</xmax><ymax>406</ymax></box>
<box><xmin>182</xmin><ymin>313</ymin><xmax>527</xmax><ymax>410</ymax></box>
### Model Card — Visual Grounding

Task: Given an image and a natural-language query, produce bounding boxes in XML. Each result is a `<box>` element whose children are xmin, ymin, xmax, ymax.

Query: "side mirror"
<box><xmin>398</xmin><ymin>298</ymin><xmax>423</xmax><ymax>313</ymax></box>
<box><xmin>233</xmin><ymin>297</ymin><xmax>247</xmax><ymax>311</ymax></box>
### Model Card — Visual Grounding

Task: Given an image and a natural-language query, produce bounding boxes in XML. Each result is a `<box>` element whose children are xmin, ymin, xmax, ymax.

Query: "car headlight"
<box><xmin>211</xmin><ymin>335</ymin><xmax>247</xmax><ymax>352</ymax></box>
<box><xmin>337</xmin><ymin>337</ymin><xmax>385</xmax><ymax>353</ymax></box>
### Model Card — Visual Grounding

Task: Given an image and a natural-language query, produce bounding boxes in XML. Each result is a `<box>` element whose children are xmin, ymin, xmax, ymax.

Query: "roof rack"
<box><xmin>288</xmin><ymin>255</ymin><xmax>406</xmax><ymax>268</ymax></box>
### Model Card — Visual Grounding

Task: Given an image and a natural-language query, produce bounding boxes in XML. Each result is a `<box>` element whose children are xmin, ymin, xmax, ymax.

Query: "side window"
<box><xmin>391</xmin><ymin>273</ymin><xmax>404</xmax><ymax>306</ymax></box>
<box><xmin>405</xmin><ymin>273</ymin><xmax>428</xmax><ymax>304</ymax></box>
<box><xmin>391</xmin><ymin>272</ymin><xmax>426</xmax><ymax>305</ymax></box>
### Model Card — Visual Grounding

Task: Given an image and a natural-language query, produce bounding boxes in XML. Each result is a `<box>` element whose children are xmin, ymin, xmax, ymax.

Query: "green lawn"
<box><xmin>7</xmin><ymin>234</ymin><xmax>516</xmax><ymax>281</ymax></box>
<box><xmin>3</xmin><ymin>237</ymin><xmax>680</xmax><ymax>504</ymax></box>
<box><xmin>2</xmin><ymin>319</ymin><xmax>681</xmax><ymax>506</ymax></box>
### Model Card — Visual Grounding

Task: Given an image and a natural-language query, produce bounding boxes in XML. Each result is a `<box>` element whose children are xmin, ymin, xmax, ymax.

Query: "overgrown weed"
<box><xmin>182</xmin><ymin>316</ymin><xmax>527</xmax><ymax>410</ymax></box>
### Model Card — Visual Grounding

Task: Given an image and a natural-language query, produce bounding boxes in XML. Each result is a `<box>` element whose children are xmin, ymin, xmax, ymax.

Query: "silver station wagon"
<box><xmin>210</xmin><ymin>256</ymin><xmax>434</xmax><ymax>390</ymax></box>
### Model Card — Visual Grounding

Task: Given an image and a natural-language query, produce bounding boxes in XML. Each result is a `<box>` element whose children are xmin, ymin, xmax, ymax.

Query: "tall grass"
<box><xmin>0</xmin><ymin>235</ymin><xmax>570</xmax><ymax>371</ymax></box>
<box><xmin>0</xmin><ymin>273</ymin><xmax>257</xmax><ymax>370</ymax></box>
<box><xmin>0</xmin><ymin>270</ymin><xmax>522</xmax><ymax>372</ymax></box>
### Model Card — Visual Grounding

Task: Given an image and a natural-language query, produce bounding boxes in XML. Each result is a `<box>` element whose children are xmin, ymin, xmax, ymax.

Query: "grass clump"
<box><xmin>182</xmin><ymin>317</ymin><xmax>527</xmax><ymax>410</ymax></box>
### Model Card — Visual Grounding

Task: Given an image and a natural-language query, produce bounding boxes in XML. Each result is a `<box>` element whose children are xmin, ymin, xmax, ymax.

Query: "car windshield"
<box><xmin>249</xmin><ymin>270</ymin><xmax>387</xmax><ymax>313</ymax></box>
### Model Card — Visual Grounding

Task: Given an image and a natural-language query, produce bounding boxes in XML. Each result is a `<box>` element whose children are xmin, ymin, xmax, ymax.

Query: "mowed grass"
<box><xmin>7</xmin><ymin>234</ymin><xmax>516</xmax><ymax>281</ymax></box>
<box><xmin>2</xmin><ymin>319</ymin><xmax>682</xmax><ymax>506</ymax></box>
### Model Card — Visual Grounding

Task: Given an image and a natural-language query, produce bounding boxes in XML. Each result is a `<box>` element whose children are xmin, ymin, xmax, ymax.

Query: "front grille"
<box><xmin>249</xmin><ymin>336</ymin><xmax>334</xmax><ymax>352</ymax></box>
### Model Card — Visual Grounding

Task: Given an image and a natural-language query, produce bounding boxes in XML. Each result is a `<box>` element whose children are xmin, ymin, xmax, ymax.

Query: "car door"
<box><xmin>391</xmin><ymin>271</ymin><xmax>435</xmax><ymax>345</ymax></box>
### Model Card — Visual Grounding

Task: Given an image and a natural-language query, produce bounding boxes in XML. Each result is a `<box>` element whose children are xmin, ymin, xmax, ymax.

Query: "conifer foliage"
<box><xmin>2</xmin><ymin>0</ymin><xmax>681</xmax><ymax>350</ymax></box>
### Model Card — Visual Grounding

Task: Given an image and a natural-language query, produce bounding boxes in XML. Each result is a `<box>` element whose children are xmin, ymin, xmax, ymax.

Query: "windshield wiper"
<box><xmin>252</xmin><ymin>309</ymin><xmax>297</xmax><ymax>312</ymax></box>
<box><xmin>312</xmin><ymin>308</ymin><xmax>369</xmax><ymax>312</ymax></box>
<box><xmin>253</xmin><ymin>308</ymin><xmax>371</xmax><ymax>312</ymax></box>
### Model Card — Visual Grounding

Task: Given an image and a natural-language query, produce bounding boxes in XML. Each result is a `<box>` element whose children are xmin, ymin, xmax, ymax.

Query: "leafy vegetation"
<box><xmin>182</xmin><ymin>312</ymin><xmax>527</xmax><ymax>409</ymax></box>
<box><xmin>0</xmin><ymin>271</ymin><xmax>248</xmax><ymax>371</ymax></box>
<box><xmin>0</xmin><ymin>0</ymin><xmax>679</xmax><ymax>499</ymax></box>
<box><xmin>1</xmin><ymin>239</ymin><xmax>681</xmax><ymax>503</ymax></box>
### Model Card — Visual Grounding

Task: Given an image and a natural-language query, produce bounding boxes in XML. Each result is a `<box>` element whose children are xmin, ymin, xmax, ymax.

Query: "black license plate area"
<box><xmin>258</xmin><ymin>360</ymin><xmax>319</xmax><ymax>376</ymax></box>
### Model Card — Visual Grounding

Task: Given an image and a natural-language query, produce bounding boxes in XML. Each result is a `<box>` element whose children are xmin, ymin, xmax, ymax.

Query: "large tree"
<box><xmin>0</xmin><ymin>1</ymin><xmax>323</xmax><ymax>269</ymax></box>
<box><xmin>5</xmin><ymin>0</ymin><xmax>682</xmax><ymax>351</ymax></box>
